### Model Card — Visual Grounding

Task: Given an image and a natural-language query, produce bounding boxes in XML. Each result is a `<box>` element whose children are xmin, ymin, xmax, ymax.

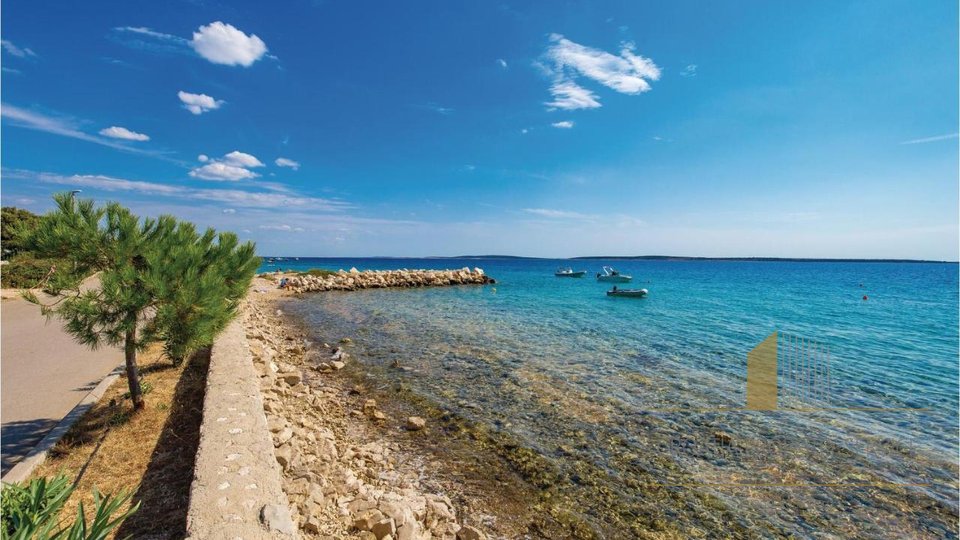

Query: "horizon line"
<box><xmin>257</xmin><ymin>254</ymin><xmax>958</xmax><ymax>264</ymax></box>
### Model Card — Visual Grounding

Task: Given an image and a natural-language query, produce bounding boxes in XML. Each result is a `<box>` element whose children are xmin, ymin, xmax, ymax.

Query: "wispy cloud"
<box><xmin>259</xmin><ymin>224</ymin><xmax>305</xmax><ymax>232</ymax></box>
<box><xmin>178</xmin><ymin>91</ymin><xmax>224</xmax><ymax>115</ymax></box>
<box><xmin>523</xmin><ymin>208</ymin><xmax>646</xmax><ymax>228</ymax></box>
<box><xmin>99</xmin><ymin>126</ymin><xmax>150</xmax><ymax>141</ymax></box>
<box><xmin>497</xmin><ymin>58</ymin><xmax>508</xmax><ymax>69</ymax></box>
<box><xmin>900</xmin><ymin>133</ymin><xmax>959</xmax><ymax>145</ymax></box>
<box><xmin>524</xmin><ymin>208</ymin><xmax>594</xmax><ymax>219</ymax></box>
<box><xmin>417</xmin><ymin>102</ymin><xmax>454</xmax><ymax>115</ymax></box>
<box><xmin>190</xmin><ymin>22</ymin><xmax>268</xmax><ymax>67</ymax></box>
<box><xmin>680</xmin><ymin>64</ymin><xmax>697</xmax><ymax>77</ymax></box>
<box><xmin>5</xmin><ymin>169</ymin><xmax>351</xmax><ymax>211</ymax></box>
<box><xmin>545</xmin><ymin>81</ymin><xmax>600</xmax><ymax>110</ymax></box>
<box><xmin>275</xmin><ymin>157</ymin><xmax>300</xmax><ymax>170</ymax></box>
<box><xmin>1</xmin><ymin>104</ymin><xmax>165</xmax><ymax>157</ymax></box>
<box><xmin>551</xmin><ymin>120</ymin><xmax>574</xmax><ymax>129</ymax></box>
<box><xmin>541</xmin><ymin>34</ymin><xmax>660</xmax><ymax>110</ymax></box>
<box><xmin>110</xmin><ymin>26</ymin><xmax>191</xmax><ymax>55</ymax></box>
<box><xmin>1</xmin><ymin>39</ymin><xmax>37</xmax><ymax>58</ymax></box>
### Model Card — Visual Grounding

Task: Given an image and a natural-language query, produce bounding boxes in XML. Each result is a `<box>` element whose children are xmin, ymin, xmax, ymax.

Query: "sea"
<box><xmin>261</xmin><ymin>257</ymin><xmax>959</xmax><ymax>538</ymax></box>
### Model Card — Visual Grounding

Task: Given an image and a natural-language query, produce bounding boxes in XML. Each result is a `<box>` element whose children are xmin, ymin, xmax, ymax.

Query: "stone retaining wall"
<box><xmin>185</xmin><ymin>313</ymin><xmax>298</xmax><ymax>539</ymax></box>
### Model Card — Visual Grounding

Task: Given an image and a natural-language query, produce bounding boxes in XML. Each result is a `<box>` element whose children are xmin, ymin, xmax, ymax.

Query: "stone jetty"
<box><xmin>279</xmin><ymin>267</ymin><xmax>494</xmax><ymax>294</ymax></box>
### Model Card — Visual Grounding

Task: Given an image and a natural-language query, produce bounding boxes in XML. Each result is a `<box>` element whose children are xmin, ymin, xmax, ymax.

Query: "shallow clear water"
<box><xmin>269</xmin><ymin>257</ymin><xmax>959</xmax><ymax>537</ymax></box>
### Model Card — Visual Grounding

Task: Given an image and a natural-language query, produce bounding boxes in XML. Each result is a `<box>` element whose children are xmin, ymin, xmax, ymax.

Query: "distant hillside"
<box><xmin>570</xmin><ymin>255</ymin><xmax>955</xmax><ymax>263</ymax></box>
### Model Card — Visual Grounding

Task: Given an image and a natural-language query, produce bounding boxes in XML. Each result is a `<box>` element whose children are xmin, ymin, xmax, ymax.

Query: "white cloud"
<box><xmin>680</xmin><ymin>64</ymin><xmax>697</xmax><ymax>78</ymax></box>
<box><xmin>190</xmin><ymin>151</ymin><xmax>264</xmax><ymax>180</ymax></box>
<box><xmin>6</xmin><ymin>169</ymin><xmax>350</xmax><ymax>211</ymax></box>
<box><xmin>1</xmin><ymin>40</ymin><xmax>36</xmax><ymax>58</ymax></box>
<box><xmin>99</xmin><ymin>126</ymin><xmax>150</xmax><ymax>141</ymax></box>
<box><xmin>189</xmin><ymin>162</ymin><xmax>259</xmax><ymax>181</ymax></box>
<box><xmin>551</xmin><ymin>121</ymin><xmax>574</xmax><ymax>129</ymax></box>
<box><xmin>178</xmin><ymin>91</ymin><xmax>224</xmax><ymax>115</ymax></box>
<box><xmin>275</xmin><ymin>157</ymin><xmax>300</xmax><ymax>170</ymax></box>
<box><xmin>900</xmin><ymin>133</ymin><xmax>959</xmax><ymax>145</ymax></box>
<box><xmin>546</xmin><ymin>81</ymin><xmax>601</xmax><ymax>110</ymax></box>
<box><xmin>223</xmin><ymin>151</ymin><xmax>265</xmax><ymax>168</ymax></box>
<box><xmin>190</xmin><ymin>22</ymin><xmax>268</xmax><ymax>67</ymax></box>
<box><xmin>497</xmin><ymin>58</ymin><xmax>508</xmax><ymax>68</ymax></box>
<box><xmin>542</xmin><ymin>34</ymin><xmax>660</xmax><ymax>110</ymax></box>
<box><xmin>222</xmin><ymin>208</ymin><xmax>236</xmax><ymax>214</ymax></box>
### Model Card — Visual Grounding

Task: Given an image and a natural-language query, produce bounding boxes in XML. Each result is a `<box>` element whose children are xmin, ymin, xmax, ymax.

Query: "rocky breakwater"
<box><xmin>244</xmin><ymin>288</ymin><xmax>489</xmax><ymax>540</ymax></box>
<box><xmin>283</xmin><ymin>267</ymin><xmax>494</xmax><ymax>294</ymax></box>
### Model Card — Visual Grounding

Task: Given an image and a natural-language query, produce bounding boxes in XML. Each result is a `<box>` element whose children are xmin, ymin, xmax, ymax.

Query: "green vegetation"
<box><xmin>21</xmin><ymin>193</ymin><xmax>258</xmax><ymax>408</ymax></box>
<box><xmin>1</xmin><ymin>207</ymin><xmax>41</xmax><ymax>260</ymax></box>
<box><xmin>0</xmin><ymin>207</ymin><xmax>64</xmax><ymax>289</ymax></box>
<box><xmin>1</xmin><ymin>474</ymin><xmax>138</xmax><ymax>540</ymax></box>
<box><xmin>297</xmin><ymin>268</ymin><xmax>337</xmax><ymax>278</ymax></box>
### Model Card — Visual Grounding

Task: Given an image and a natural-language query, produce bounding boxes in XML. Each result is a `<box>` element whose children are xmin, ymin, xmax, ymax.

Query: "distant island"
<box><xmin>450</xmin><ymin>255</ymin><xmax>957</xmax><ymax>263</ymax></box>
<box><xmin>260</xmin><ymin>255</ymin><xmax>956</xmax><ymax>263</ymax></box>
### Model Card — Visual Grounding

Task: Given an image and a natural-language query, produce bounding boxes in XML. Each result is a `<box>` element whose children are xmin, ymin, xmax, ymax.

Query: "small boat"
<box><xmin>555</xmin><ymin>268</ymin><xmax>586</xmax><ymax>278</ymax></box>
<box><xmin>607</xmin><ymin>287</ymin><xmax>648</xmax><ymax>298</ymax></box>
<box><xmin>596</xmin><ymin>266</ymin><xmax>632</xmax><ymax>283</ymax></box>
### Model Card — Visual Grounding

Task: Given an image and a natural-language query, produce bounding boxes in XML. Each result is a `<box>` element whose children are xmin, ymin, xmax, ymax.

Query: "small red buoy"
<box><xmin>862</xmin><ymin>295</ymin><xmax>868</xmax><ymax>301</ymax></box>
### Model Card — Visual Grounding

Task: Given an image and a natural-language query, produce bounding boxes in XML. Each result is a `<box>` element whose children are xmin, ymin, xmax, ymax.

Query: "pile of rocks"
<box><xmin>279</xmin><ymin>268</ymin><xmax>494</xmax><ymax>294</ymax></box>
<box><xmin>244</xmin><ymin>293</ymin><xmax>488</xmax><ymax>540</ymax></box>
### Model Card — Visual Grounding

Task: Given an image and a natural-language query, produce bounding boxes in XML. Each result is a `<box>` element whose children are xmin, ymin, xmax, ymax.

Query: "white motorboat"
<box><xmin>596</xmin><ymin>266</ymin><xmax>632</xmax><ymax>283</ymax></box>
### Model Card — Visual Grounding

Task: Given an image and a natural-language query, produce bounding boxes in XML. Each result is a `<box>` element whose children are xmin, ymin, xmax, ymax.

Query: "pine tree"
<box><xmin>21</xmin><ymin>194</ymin><xmax>259</xmax><ymax>408</ymax></box>
<box><xmin>23</xmin><ymin>194</ymin><xmax>168</xmax><ymax>409</ymax></box>
<box><xmin>150</xmin><ymin>221</ymin><xmax>259</xmax><ymax>365</ymax></box>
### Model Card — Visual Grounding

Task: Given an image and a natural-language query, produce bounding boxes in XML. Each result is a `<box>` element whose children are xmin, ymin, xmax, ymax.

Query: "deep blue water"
<box><xmin>266</xmin><ymin>257</ymin><xmax>959</xmax><ymax>536</ymax></box>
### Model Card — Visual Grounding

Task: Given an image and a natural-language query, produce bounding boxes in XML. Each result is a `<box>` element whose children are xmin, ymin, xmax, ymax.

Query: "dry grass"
<box><xmin>30</xmin><ymin>344</ymin><xmax>210</xmax><ymax>539</ymax></box>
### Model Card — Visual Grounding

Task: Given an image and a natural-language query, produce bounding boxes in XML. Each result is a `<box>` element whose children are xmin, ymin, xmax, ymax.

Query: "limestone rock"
<box><xmin>371</xmin><ymin>517</ymin><xmax>397</xmax><ymax>539</ymax></box>
<box><xmin>457</xmin><ymin>525</ymin><xmax>486</xmax><ymax>540</ymax></box>
<box><xmin>405</xmin><ymin>417</ymin><xmax>426</xmax><ymax>431</ymax></box>
<box><xmin>260</xmin><ymin>503</ymin><xmax>296</xmax><ymax>536</ymax></box>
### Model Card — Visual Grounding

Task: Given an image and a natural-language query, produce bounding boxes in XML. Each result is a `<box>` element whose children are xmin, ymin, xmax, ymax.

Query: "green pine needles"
<box><xmin>21</xmin><ymin>193</ymin><xmax>259</xmax><ymax>409</ymax></box>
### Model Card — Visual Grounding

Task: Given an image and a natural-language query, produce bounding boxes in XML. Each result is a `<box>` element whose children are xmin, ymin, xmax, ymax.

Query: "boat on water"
<box><xmin>596</xmin><ymin>266</ymin><xmax>632</xmax><ymax>283</ymax></box>
<box><xmin>606</xmin><ymin>287</ymin><xmax>648</xmax><ymax>298</ymax></box>
<box><xmin>555</xmin><ymin>268</ymin><xmax>586</xmax><ymax>278</ymax></box>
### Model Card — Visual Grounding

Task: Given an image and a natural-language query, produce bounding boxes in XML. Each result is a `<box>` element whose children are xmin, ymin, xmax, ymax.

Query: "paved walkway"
<box><xmin>1</xmin><ymin>293</ymin><xmax>122</xmax><ymax>476</ymax></box>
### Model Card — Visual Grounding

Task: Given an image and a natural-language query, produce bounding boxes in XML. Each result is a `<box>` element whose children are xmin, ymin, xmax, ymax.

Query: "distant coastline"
<box><xmin>261</xmin><ymin>255</ymin><xmax>958</xmax><ymax>264</ymax></box>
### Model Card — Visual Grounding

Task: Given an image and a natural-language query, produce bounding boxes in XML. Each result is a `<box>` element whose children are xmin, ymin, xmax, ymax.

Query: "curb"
<box><xmin>2</xmin><ymin>365</ymin><xmax>124</xmax><ymax>485</ymax></box>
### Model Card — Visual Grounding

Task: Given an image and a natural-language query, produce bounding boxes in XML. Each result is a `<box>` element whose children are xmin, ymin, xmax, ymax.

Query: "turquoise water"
<box><xmin>268</xmin><ymin>257</ymin><xmax>959</xmax><ymax>537</ymax></box>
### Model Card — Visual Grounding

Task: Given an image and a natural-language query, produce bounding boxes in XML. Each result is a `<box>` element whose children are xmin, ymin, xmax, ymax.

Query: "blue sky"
<box><xmin>2</xmin><ymin>0</ymin><xmax>957</xmax><ymax>259</ymax></box>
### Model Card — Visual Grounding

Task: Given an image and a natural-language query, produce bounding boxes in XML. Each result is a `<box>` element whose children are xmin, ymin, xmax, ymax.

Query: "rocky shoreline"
<box><xmin>280</xmin><ymin>268</ymin><xmax>494</xmax><ymax>294</ymax></box>
<box><xmin>245</xmin><ymin>276</ymin><xmax>494</xmax><ymax>540</ymax></box>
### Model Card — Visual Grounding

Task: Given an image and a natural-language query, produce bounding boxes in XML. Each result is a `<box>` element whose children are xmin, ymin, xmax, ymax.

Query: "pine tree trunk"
<box><xmin>125</xmin><ymin>326</ymin><xmax>144</xmax><ymax>410</ymax></box>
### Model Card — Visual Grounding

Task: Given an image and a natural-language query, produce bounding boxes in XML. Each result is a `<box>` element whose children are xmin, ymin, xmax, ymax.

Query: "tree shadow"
<box><xmin>115</xmin><ymin>346</ymin><xmax>210</xmax><ymax>539</ymax></box>
<box><xmin>1</xmin><ymin>418</ymin><xmax>59</xmax><ymax>476</ymax></box>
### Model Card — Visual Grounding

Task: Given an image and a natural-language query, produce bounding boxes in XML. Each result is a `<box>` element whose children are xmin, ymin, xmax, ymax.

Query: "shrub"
<box><xmin>298</xmin><ymin>268</ymin><xmax>336</xmax><ymax>278</ymax></box>
<box><xmin>0</xmin><ymin>474</ymin><xmax>138</xmax><ymax>539</ymax></box>
<box><xmin>0</xmin><ymin>255</ymin><xmax>59</xmax><ymax>289</ymax></box>
<box><xmin>1</xmin><ymin>207</ymin><xmax>40</xmax><ymax>260</ymax></box>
